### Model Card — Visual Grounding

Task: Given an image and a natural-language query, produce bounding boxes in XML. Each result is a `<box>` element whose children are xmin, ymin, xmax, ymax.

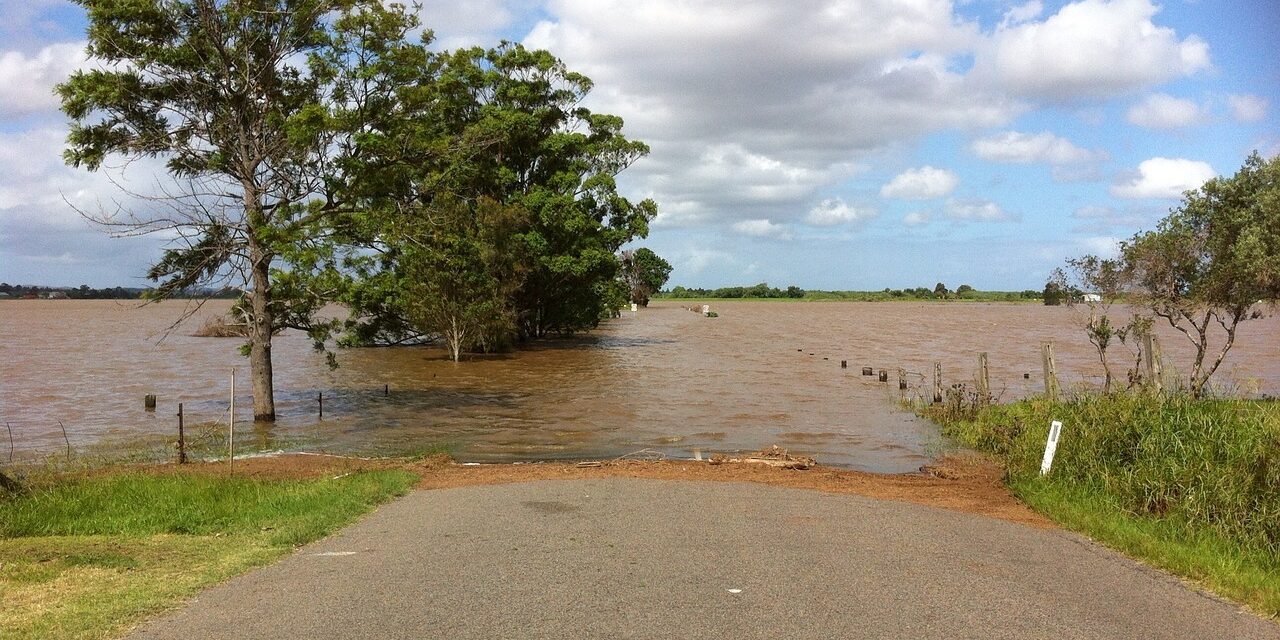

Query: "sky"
<box><xmin>0</xmin><ymin>0</ymin><xmax>1276</xmax><ymax>290</ymax></box>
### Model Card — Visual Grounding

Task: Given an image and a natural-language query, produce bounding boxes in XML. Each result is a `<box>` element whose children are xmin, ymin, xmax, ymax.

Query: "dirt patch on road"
<box><xmin>121</xmin><ymin>451</ymin><xmax>1049</xmax><ymax>529</ymax></box>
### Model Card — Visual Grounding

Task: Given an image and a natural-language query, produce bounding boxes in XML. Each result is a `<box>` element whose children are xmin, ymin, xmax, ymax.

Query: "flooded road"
<box><xmin>1</xmin><ymin>299</ymin><xmax>1276</xmax><ymax>472</ymax></box>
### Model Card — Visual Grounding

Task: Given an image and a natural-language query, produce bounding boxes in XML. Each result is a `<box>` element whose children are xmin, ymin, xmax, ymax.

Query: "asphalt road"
<box><xmin>129</xmin><ymin>479</ymin><xmax>1279</xmax><ymax>639</ymax></box>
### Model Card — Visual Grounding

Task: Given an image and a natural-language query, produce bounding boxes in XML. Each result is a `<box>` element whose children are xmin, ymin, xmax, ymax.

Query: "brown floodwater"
<box><xmin>1</xmin><ymin>299</ymin><xmax>1277</xmax><ymax>472</ymax></box>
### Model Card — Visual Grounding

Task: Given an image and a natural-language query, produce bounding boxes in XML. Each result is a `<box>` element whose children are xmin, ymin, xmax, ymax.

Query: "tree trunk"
<box><xmin>248</xmin><ymin>241</ymin><xmax>277</xmax><ymax>421</ymax></box>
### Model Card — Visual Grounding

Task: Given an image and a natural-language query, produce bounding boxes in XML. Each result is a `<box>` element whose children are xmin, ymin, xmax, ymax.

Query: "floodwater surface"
<box><xmin>1</xmin><ymin>299</ymin><xmax>1276</xmax><ymax>472</ymax></box>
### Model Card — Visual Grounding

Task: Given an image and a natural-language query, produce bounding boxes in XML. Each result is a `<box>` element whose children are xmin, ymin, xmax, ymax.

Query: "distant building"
<box><xmin>46</xmin><ymin>291</ymin><xmax>69</xmax><ymax>299</ymax></box>
<box><xmin>1081</xmin><ymin>293</ymin><xmax>1102</xmax><ymax>303</ymax></box>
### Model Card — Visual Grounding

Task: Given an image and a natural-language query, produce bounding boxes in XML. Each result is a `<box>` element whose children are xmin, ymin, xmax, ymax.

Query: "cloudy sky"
<box><xmin>0</xmin><ymin>0</ymin><xmax>1276</xmax><ymax>290</ymax></box>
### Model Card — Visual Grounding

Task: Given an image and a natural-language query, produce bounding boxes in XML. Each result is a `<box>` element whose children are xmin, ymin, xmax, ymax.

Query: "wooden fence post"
<box><xmin>1042</xmin><ymin>343</ymin><xmax>1059</xmax><ymax>401</ymax></box>
<box><xmin>1143</xmin><ymin>333</ymin><xmax>1163</xmax><ymax>395</ymax></box>
<box><xmin>177</xmin><ymin>403</ymin><xmax>187</xmax><ymax>464</ymax></box>
<box><xmin>933</xmin><ymin>363</ymin><xmax>943</xmax><ymax>404</ymax></box>
<box><xmin>898</xmin><ymin>368</ymin><xmax>908</xmax><ymax>391</ymax></box>
<box><xmin>977</xmin><ymin>352</ymin><xmax>991</xmax><ymax>404</ymax></box>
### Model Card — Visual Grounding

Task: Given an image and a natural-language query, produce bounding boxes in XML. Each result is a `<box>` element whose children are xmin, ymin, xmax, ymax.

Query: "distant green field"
<box><xmin>655</xmin><ymin>288</ymin><xmax>1041</xmax><ymax>303</ymax></box>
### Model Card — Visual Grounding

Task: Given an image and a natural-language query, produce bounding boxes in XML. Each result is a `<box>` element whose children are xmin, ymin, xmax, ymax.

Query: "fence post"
<box><xmin>177</xmin><ymin>403</ymin><xmax>187</xmax><ymax>464</ymax></box>
<box><xmin>898</xmin><ymin>368</ymin><xmax>908</xmax><ymax>391</ymax></box>
<box><xmin>1143</xmin><ymin>333</ymin><xmax>1163</xmax><ymax>395</ymax></box>
<box><xmin>933</xmin><ymin>363</ymin><xmax>943</xmax><ymax>404</ymax></box>
<box><xmin>977</xmin><ymin>352</ymin><xmax>991</xmax><ymax>404</ymax></box>
<box><xmin>1042</xmin><ymin>343</ymin><xmax>1059</xmax><ymax>401</ymax></box>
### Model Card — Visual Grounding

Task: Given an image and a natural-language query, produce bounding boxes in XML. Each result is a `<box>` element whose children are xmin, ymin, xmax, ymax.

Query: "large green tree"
<box><xmin>58</xmin><ymin>0</ymin><xmax>402</xmax><ymax>420</ymax></box>
<box><xmin>1121</xmin><ymin>152</ymin><xmax>1279</xmax><ymax>397</ymax></box>
<box><xmin>325</xmin><ymin>41</ymin><xmax>657</xmax><ymax>348</ymax></box>
<box><xmin>620</xmin><ymin>247</ymin><xmax>673</xmax><ymax>307</ymax></box>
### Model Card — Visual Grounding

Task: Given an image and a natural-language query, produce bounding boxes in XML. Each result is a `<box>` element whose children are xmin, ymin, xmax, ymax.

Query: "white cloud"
<box><xmin>804</xmin><ymin>198</ymin><xmax>876</xmax><ymax>227</ymax></box>
<box><xmin>1227</xmin><ymin>94</ymin><xmax>1268</xmax><ymax>123</ymax></box>
<box><xmin>1110</xmin><ymin>157</ymin><xmax>1216</xmax><ymax>199</ymax></box>
<box><xmin>1000</xmin><ymin>0</ymin><xmax>1044</xmax><ymax>28</ymax></box>
<box><xmin>943</xmin><ymin>198</ymin><xmax>1017</xmax><ymax>222</ymax></box>
<box><xmin>880</xmin><ymin>166</ymin><xmax>959</xmax><ymax>200</ymax></box>
<box><xmin>1126</xmin><ymin>93</ymin><xmax>1203</xmax><ymax>129</ymax></box>
<box><xmin>970</xmin><ymin>130</ymin><xmax>1094</xmax><ymax>164</ymax></box>
<box><xmin>1070</xmin><ymin>204</ymin><xmax>1151</xmax><ymax>231</ymax></box>
<box><xmin>1080</xmin><ymin>236</ymin><xmax>1122</xmax><ymax>259</ymax></box>
<box><xmin>731</xmin><ymin>218</ymin><xmax>792</xmax><ymax>240</ymax></box>
<box><xmin>975</xmin><ymin>0</ymin><xmax>1210</xmax><ymax>101</ymax></box>
<box><xmin>902</xmin><ymin>211</ymin><xmax>931</xmax><ymax>227</ymax></box>
<box><xmin>525</xmin><ymin>0</ymin><xmax>1021</xmax><ymax>227</ymax></box>
<box><xmin>1073</xmin><ymin>205</ymin><xmax>1118</xmax><ymax>219</ymax></box>
<box><xmin>0</xmin><ymin>42</ymin><xmax>86</xmax><ymax>118</ymax></box>
<box><xmin>418</xmin><ymin>0</ymin><xmax>543</xmax><ymax>50</ymax></box>
<box><xmin>678</xmin><ymin>247</ymin><xmax>737</xmax><ymax>276</ymax></box>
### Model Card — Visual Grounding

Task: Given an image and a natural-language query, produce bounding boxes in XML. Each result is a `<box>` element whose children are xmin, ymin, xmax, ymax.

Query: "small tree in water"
<box><xmin>1052</xmin><ymin>257</ymin><xmax>1137</xmax><ymax>394</ymax></box>
<box><xmin>1064</xmin><ymin>152</ymin><xmax>1279</xmax><ymax>398</ymax></box>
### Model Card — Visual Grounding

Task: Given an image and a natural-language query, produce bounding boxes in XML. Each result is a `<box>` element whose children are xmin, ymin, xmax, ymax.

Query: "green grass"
<box><xmin>1012</xmin><ymin>479</ymin><xmax>1280</xmax><ymax>615</ymax></box>
<box><xmin>0</xmin><ymin>469</ymin><xmax>416</xmax><ymax>639</ymax></box>
<box><xmin>927</xmin><ymin>394</ymin><xmax>1280</xmax><ymax>617</ymax></box>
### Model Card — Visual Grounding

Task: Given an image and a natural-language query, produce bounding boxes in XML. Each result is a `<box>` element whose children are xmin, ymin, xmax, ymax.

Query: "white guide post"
<box><xmin>229</xmin><ymin>368</ymin><xmax>235</xmax><ymax>471</ymax></box>
<box><xmin>1040</xmin><ymin>420</ymin><xmax>1062</xmax><ymax>476</ymax></box>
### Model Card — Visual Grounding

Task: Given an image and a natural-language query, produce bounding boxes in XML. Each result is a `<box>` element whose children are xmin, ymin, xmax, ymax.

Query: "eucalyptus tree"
<box><xmin>58</xmin><ymin>0</ymin><xmax>406</xmax><ymax>421</ymax></box>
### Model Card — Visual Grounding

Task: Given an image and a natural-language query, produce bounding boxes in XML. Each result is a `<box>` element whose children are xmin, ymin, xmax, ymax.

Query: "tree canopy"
<box><xmin>621</xmin><ymin>248</ymin><xmax>673</xmax><ymax>307</ymax></box>
<box><xmin>59</xmin><ymin>0</ymin><xmax>384</xmax><ymax>420</ymax></box>
<box><xmin>62</xmin><ymin>0</ymin><xmax>668</xmax><ymax>412</ymax></box>
<box><xmin>1060</xmin><ymin>152</ymin><xmax>1279</xmax><ymax>397</ymax></box>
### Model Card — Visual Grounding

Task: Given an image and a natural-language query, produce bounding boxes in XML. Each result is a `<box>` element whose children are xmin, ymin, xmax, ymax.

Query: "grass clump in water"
<box><xmin>0</xmin><ymin>468</ymin><xmax>416</xmax><ymax>639</ymax></box>
<box><xmin>926</xmin><ymin>394</ymin><xmax>1280</xmax><ymax>616</ymax></box>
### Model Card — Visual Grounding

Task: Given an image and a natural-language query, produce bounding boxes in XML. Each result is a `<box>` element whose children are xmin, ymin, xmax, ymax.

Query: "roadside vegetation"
<box><xmin>925</xmin><ymin>395</ymin><xmax>1280</xmax><ymax>617</ymax></box>
<box><xmin>0</xmin><ymin>468</ymin><xmax>415</xmax><ymax>639</ymax></box>
<box><xmin>924</xmin><ymin>153</ymin><xmax>1280</xmax><ymax>616</ymax></box>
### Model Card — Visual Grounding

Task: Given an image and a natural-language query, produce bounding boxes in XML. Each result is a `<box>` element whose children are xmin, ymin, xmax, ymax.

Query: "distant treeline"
<box><xmin>658</xmin><ymin>283</ymin><xmax>1041</xmax><ymax>301</ymax></box>
<box><xmin>0</xmin><ymin>283</ymin><xmax>239</xmax><ymax>300</ymax></box>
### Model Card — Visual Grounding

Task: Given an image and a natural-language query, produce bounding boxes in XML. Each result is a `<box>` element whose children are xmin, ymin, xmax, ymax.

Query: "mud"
<box><xmin>120</xmin><ymin>452</ymin><xmax>1052</xmax><ymax>529</ymax></box>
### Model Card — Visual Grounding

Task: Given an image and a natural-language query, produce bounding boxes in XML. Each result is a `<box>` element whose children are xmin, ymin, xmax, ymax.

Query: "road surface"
<box><xmin>130</xmin><ymin>479</ymin><xmax>1279</xmax><ymax>639</ymax></box>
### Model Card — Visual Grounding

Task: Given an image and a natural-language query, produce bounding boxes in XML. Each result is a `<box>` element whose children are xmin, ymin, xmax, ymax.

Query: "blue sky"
<box><xmin>0</xmin><ymin>0</ymin><xmax>1276</xmax><ymax>290</ymax></box>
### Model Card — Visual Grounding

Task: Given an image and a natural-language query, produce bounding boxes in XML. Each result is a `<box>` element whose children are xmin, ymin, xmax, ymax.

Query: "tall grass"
<box><xmin>927</xmin><ymin>393</ymin><xmax>1280</xmax><ymax>615</ymax></box>
<box><xmin>937</xmin><ymin>395</ymin><xmax>1280</xmax><ymax>551</ymax></box>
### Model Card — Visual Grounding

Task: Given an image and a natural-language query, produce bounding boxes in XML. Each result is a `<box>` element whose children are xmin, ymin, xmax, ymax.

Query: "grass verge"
<box><xmin>0</xmin><ymin>468</ymin><xmax>416</xmax><ymax>639</ymax></box>
<box><xmin>924</xmin><ymin>394</ymin><xmax>1280</xmax><ymax>617</ymax></box>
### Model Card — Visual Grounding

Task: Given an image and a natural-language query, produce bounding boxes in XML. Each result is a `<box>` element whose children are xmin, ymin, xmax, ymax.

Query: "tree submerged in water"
<box><xmin>1060</xmin><ymin>152</ymin><xmax>1280</xmax><ymax>398</ymax></box>
<box><xmin>621</xmin><ymin>248</ymin><xmax>673</xmax><ymax>307</ymax></box>
<box><xmin>61</xmin><ymin>0</ymin><xmax>669</xmax><ymax>403</ymax></box>
<box><xmin>58</xmin><ymin>0</ymin><xmax>402</xmax><ymax>420</ymax></box>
